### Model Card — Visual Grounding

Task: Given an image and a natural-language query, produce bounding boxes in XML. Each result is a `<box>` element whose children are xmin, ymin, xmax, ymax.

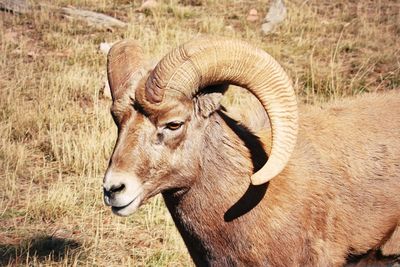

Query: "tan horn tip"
<box><xmin>251</xmin><ymin>171</ymin><xmax>274</xmax><ymax>186</ymax></box>
<box><xmin>107</xmin><ymin>40</ymin><xmax>145</xmax><ymax>101</ymax></box>
<box><xmin>250</xmin><ymin>157</ymin><xmax>285</xmax><ymax>185</ymax></box>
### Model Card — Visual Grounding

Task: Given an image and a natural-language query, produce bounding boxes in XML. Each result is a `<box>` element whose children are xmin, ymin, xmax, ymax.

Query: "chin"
<box><xmin>111</xmin><ymin>194</ymin><xmax>143</xmax><ymax>217</ymax></box>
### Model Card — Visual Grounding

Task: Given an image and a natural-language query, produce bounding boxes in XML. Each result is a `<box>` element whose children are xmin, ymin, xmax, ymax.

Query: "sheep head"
<box><xmin>103</xmin><ymin>37</ymin><xmax>298</xmax><ymax>216</ymax></box>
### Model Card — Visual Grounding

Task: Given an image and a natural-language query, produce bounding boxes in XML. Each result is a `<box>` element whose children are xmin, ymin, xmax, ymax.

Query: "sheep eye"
<box><xmin>165</xmin><ymin>121</ymin><xmax>184</xmax><ymax>131</ymax></box>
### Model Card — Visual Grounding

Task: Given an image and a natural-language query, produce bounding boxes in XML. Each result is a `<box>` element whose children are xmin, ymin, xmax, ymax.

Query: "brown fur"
<box><xmin>107</xmin><ymin>81</ymin><xmax>400</xmax><ymax>266</ymax></box>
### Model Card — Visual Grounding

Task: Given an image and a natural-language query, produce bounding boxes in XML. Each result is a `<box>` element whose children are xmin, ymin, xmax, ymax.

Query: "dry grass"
<box><xmin>0</xmin><ymin>0</ymin><xmax>399</xmax><ymax>265</ymax></box>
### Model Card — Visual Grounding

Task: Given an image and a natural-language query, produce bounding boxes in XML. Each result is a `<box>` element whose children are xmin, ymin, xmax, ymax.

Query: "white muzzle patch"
<box><xmin>103</xmin><ymin>170</ymin><xmax>144</xmax><ymax>216</ymax></box>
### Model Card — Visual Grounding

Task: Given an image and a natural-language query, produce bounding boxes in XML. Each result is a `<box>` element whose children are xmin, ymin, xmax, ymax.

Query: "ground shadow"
<box><xmin>0</xmin><ymin>235</ymin><xmax>81</xmax><ymax>266</ymax></box>
<box><xmin>345</xmin><ymin>250</ymin><xmax>400</xmax><ymax>267</ymax></box>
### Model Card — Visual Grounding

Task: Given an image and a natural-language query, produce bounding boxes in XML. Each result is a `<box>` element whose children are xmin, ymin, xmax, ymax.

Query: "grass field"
<box><xmin>0</xmin><ymin>0</ymin><xmax>399</xmax><ymax>265</ymax></box>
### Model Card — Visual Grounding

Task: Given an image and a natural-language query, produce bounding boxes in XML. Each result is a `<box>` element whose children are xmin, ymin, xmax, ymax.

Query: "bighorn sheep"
<box><xmin>103</xmin><ymin>36</ymin><xmax>400</xmax><ymax>266</ymax></box>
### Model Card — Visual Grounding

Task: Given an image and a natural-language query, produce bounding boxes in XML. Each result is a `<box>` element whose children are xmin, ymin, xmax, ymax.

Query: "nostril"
<box><xmin>110</xmin><ymin>184</ymin><xmax>125</xmax><ymax>194</ymax></box>
<box><xmin>103</xmin><ymin>187</ymin><xmax>111</xmax><ymax>198</ymax></box>
<box><xmin>103</xmin><ymin>184</ymin><xmax>125</xmax><ymax>199</ymax></box>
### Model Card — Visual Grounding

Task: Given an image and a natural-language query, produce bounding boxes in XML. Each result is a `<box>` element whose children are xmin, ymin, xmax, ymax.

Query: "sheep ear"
<box><xmin>194</xmin><ymin>92</ymin><xmax>223</xmax><ymax>117</ymax></box>
<box><xmin>194</xmin><ymin>84</ymin><xmax>229</xmax><ymax>117</ymax></box>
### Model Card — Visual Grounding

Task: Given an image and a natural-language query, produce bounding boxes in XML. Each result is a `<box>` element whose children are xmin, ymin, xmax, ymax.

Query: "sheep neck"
<box><xmin>162</xmin><ymin>111</ymin><xmax>271</xmax><ymax>265</ymax></box>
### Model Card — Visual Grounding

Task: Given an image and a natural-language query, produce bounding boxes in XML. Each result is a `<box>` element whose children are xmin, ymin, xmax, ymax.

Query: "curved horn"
<box><xmin>107</xmin><ymin>40</ymin><xmax>145</xmax><ymax>101</ymax></box>
<box><xmin>144</xmin><ymin>36</ymin><xmax>298</xmax><ymax>185</ymax></box>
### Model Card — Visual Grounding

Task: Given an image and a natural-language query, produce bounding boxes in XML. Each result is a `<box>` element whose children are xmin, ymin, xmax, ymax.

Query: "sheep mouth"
<box><xmin>111</xmin><ymin>193</ymin><xmax>143</xmax><ymax>216</ymax></box>
<box><xmin>112</xmin><ymin>198</ymin><xmax>135</xmax><ymax>211</ymax></box>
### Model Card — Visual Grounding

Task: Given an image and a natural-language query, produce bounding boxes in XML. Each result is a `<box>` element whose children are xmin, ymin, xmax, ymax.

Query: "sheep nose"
<box><xmin>103</xmin><ymin>183</ymin><xmax>125</xmax><ymax>205</ymax></box>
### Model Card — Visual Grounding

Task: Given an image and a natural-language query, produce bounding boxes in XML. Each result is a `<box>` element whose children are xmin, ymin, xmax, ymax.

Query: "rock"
<box><xmin>0</xmin><ymin>0</ymin><xmax>31</xmax><ymax>14</ymax></box>
<box><xmin>60</xmin><ymin>7</ymin><xmax>127</xmax><ymax>30</ymax></box>
<box><xmin>246</xmin><ymin>8</ymin><xmax>259</xmax><ymax>22</ymax></box>
<box><xmin>1</xmin><ymin>2</ymin><xmax>127</xmax><ymax>32</ymax></box>
<box><xmin>261</xmin><ymin>0</ymin><xmax>287</xmax><ymax>34</ymax></box>
<box><xmin>99</xmin><ymin>42</ymin><xmax>113</xmax><ymax>55</ymax></box>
